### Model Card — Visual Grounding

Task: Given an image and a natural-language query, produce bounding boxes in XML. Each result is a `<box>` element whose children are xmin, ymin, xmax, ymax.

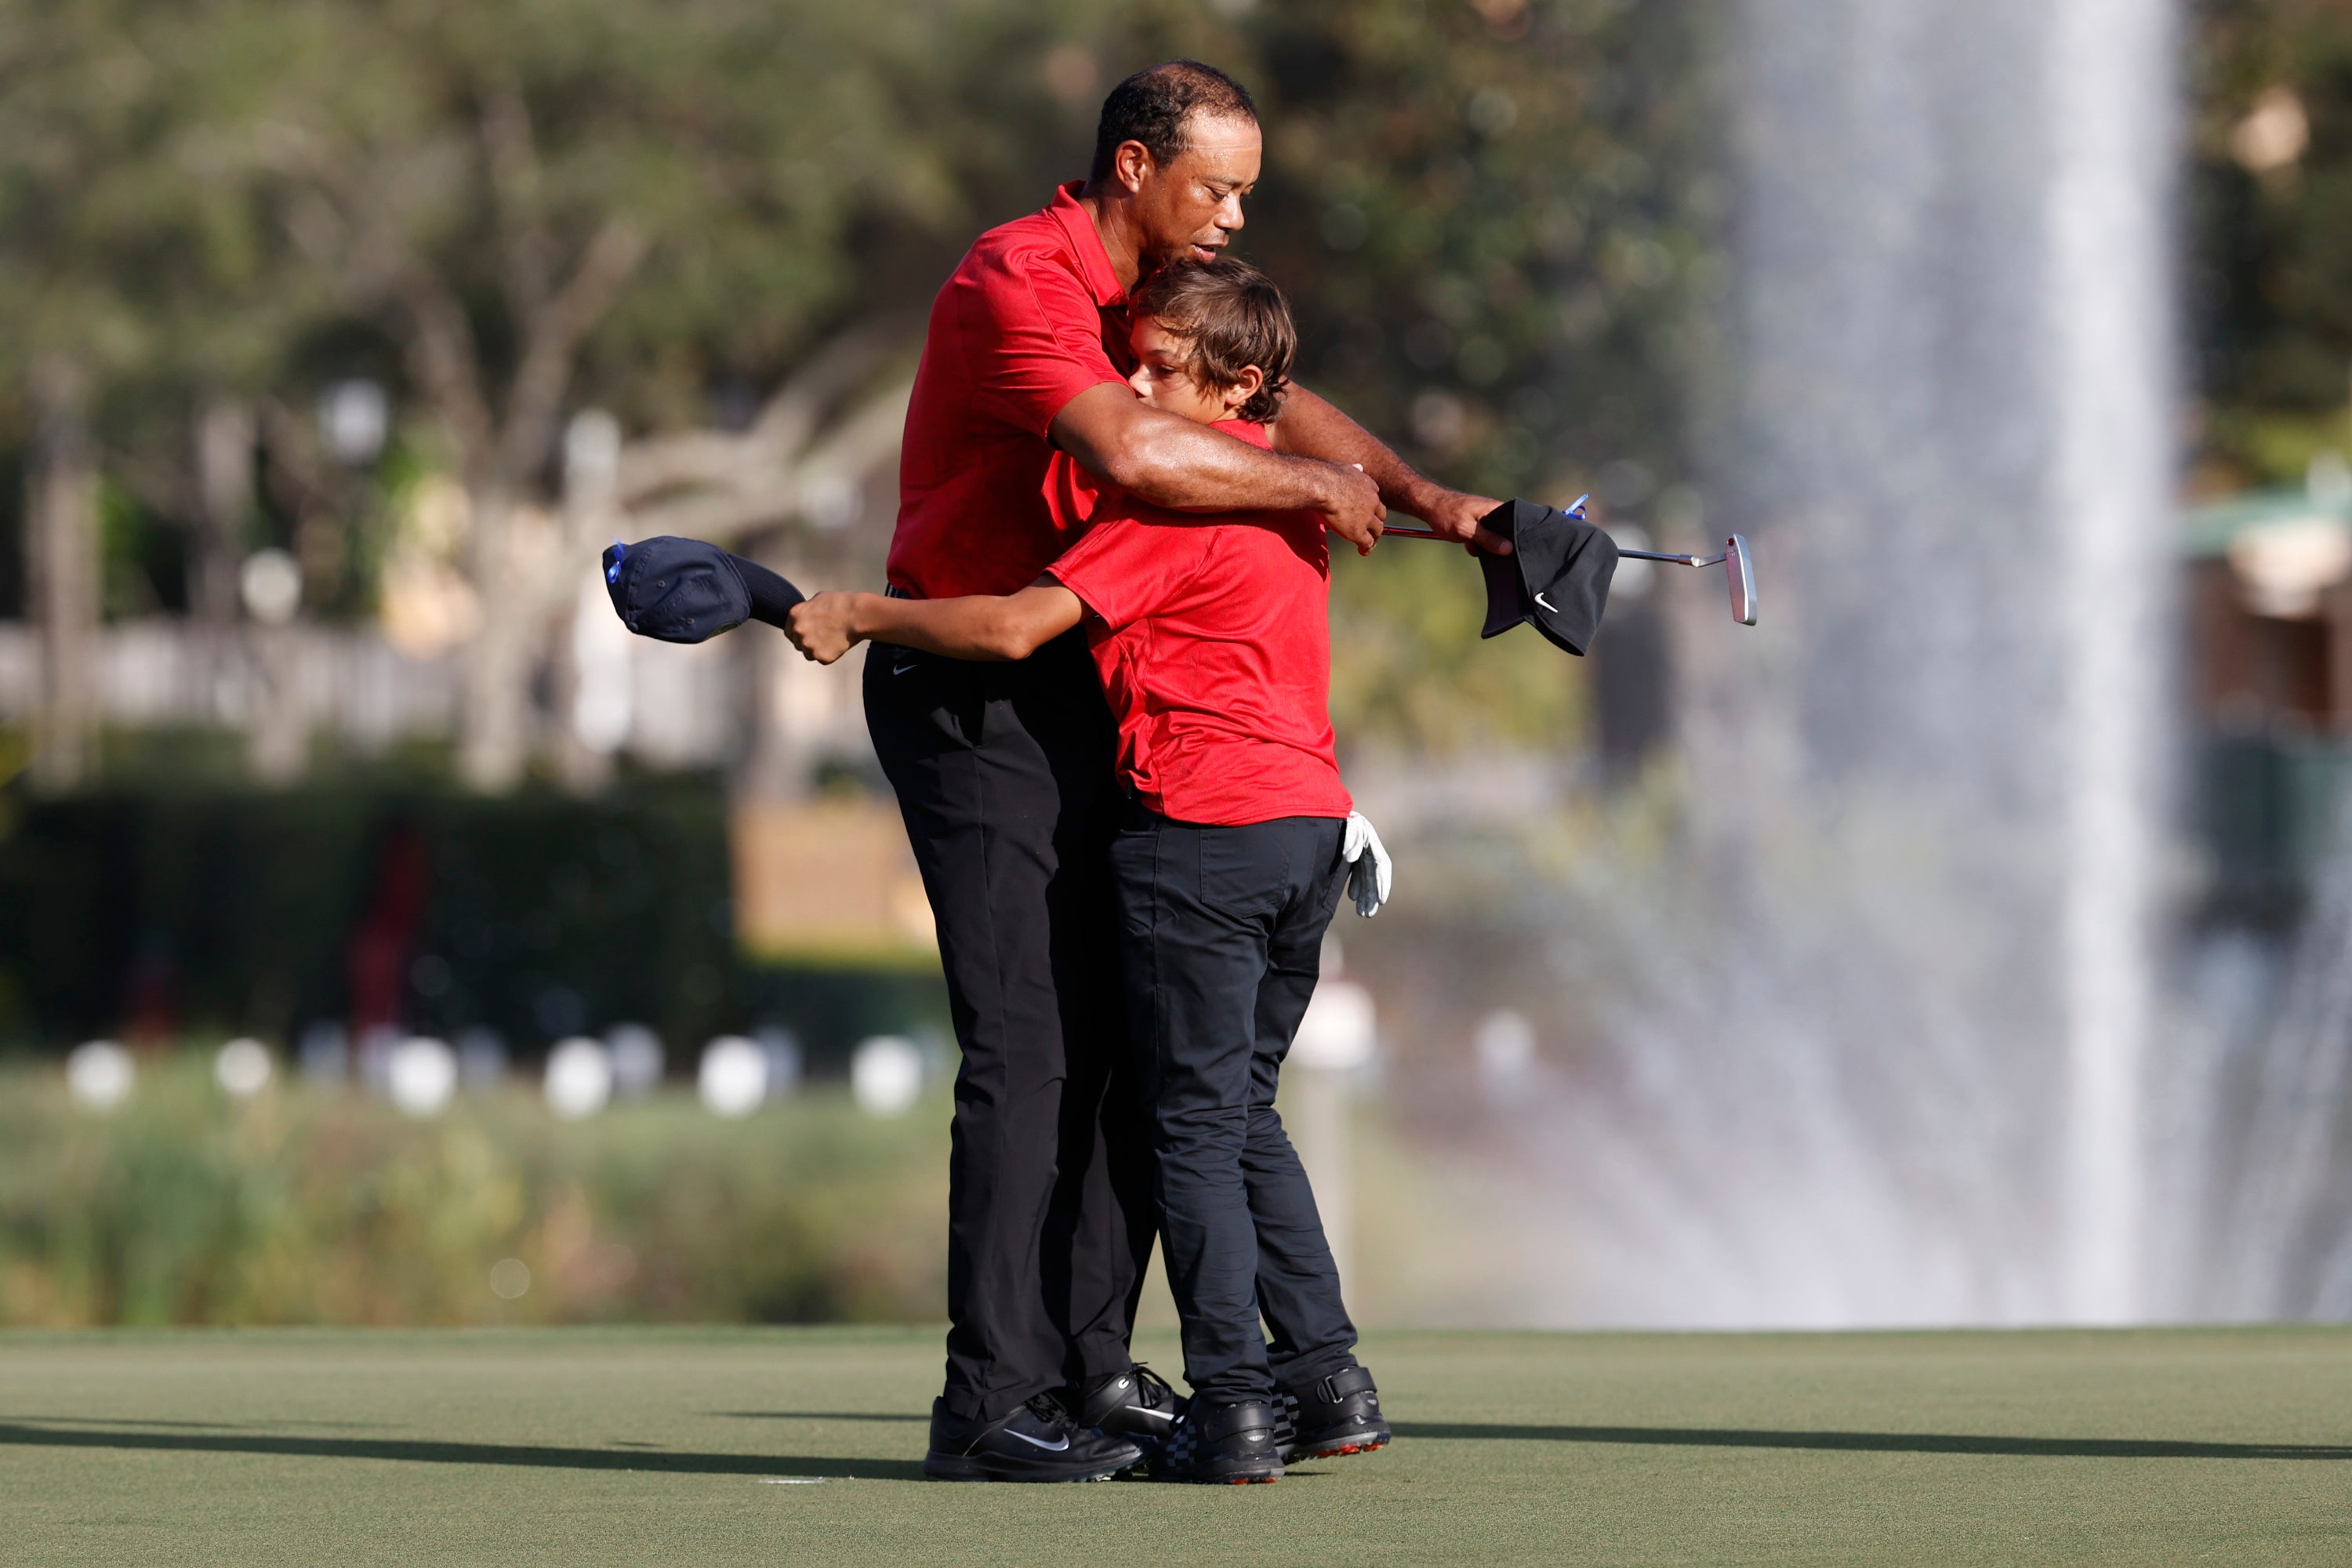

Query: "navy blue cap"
<box><xmin>1477</xmin><ymin>499</ymin><xmax>1618</xmax><ymax>656</ymax></box>
<box><xmin>601</xmin><ymin>537</ymin><xmax>804</xmax><ymax>644</ymax></box>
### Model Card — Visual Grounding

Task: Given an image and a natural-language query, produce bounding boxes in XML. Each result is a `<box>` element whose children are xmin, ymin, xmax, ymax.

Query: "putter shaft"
<box><xmin>1381</xmin><ymin>528</ymin><xmax>1721</xmax><ymax>568</ymax></box>
<box><xmin>1621</xmin><ymin>549</ymin><xmax>1726</xmax><ymax>568</ymax></box>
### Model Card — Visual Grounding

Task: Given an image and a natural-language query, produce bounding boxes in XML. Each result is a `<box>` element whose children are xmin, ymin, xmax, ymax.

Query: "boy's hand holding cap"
<box><xmin>601</xmin><ymin>535</ymin><xmax>804</xmax><ymax>644</ymax></box>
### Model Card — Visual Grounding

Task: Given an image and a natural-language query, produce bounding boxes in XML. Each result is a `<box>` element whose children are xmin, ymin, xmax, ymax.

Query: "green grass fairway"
<box><xmin>5</xmin><ymin>1327</ymin><xmax>2348</xmax><ymax>1566</ymax></box>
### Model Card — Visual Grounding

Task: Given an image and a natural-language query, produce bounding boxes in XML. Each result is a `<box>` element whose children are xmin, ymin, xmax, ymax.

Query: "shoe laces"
<box><xmin>1129</xmin><ymin>1363</ymin><xmax>1181</xmax><ymax>1412</ymax></box>
<box><xmin>1023</xmin><ymin>1393</ymin><xmax>1080</xmax><ymax>1433</ymax></box>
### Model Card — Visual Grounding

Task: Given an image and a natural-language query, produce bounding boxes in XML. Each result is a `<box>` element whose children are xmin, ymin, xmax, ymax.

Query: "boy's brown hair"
<box><xmin>1128</xmin><ymin>257</ymin><xmax>1296</xmax><ymax>424</ymax></box>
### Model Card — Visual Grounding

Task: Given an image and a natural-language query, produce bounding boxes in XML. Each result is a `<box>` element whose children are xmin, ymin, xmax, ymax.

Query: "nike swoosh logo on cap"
<box><xmin>1005</xmin><ymin>1430</ymin><xmax>1070</xmax><ymax>1452</ymax></box>
<box><xmin>1535</xmin><ymin>592</ymin><xmax>1559</xmax><ymax>613</ymax></box>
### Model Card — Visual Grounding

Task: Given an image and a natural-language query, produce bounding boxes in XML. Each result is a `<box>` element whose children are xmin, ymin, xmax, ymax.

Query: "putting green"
<box><xmin>4</xmin><ymin>1326</ymin><xmax>2347</xmax><ymax>1566</ymax></box>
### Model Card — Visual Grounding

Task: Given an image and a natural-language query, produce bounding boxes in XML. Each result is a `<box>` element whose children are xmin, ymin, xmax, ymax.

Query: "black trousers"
<box><xmin>1109</xmin><ymin>809</ymin><xmax>1360</xmax><ymax>1405</ymax></box>
<box><xmin>863</xmin><ymin>631</ymin><xmax>1156</xmax><ymax>1422</ymax></box>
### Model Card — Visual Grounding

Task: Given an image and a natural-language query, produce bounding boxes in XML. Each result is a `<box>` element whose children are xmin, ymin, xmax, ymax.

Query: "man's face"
<box><xmin>1126</xmin><ymin>112</ymin><xmax>1261</xmax><ymax>267</ymax></box>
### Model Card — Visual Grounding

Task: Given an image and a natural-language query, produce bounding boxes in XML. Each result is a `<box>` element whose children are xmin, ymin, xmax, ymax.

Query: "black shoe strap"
<box><xmin>1198</xmin><ymin>1399</ymin><xmax>1278</xmax><ymax>1442</ymax></box>
<box><xmin>1316</xmin><ymin>1365</ymin><xmax>1377</xmax><ymax>1403</ymax></box>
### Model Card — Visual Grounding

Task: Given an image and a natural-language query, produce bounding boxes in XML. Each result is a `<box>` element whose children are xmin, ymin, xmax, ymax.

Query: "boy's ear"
<box><xmin>1225</xmin><ymin>364</ymin><xmax>1265</xmax><ymax>413</ymax></box>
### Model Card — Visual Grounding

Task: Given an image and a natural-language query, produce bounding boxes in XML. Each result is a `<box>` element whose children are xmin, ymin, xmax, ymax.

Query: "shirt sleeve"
<box><xmin>964</xmin><ymin>249</ymin><xmax>1127</xmax><ymax>437</ymax></box>
<box><xmin>1048</xmin><ymin>514</ymin><xmax>1214</xmax><ymax>631</ymax></box>
<box><xmin>1040</xmin><ymin>452</ymin><xmax>1116</xmax><ymax>538</ymax></box>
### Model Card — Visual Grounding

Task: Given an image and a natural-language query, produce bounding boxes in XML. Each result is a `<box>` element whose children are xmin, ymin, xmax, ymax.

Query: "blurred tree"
<box><xmin>165</xmin><ymin>0</ymin><xmax>976</xmax><ymax>789</ymax></box>
<box><xmin>1247</xmin><ymin>0</ymin><xmax>1714</xmax><ymax>751</ymax></box>
<box><xmin>2</xmin><ymin>0</ymin><xmax>1721</xmax><ymax>775</ymax></box>
<box><xmin>236</xmin><ymin>0</ymin><xmax>1717</xmax><ymax>764</ymax></box>
<box><xmin>0</xmin><ymin>0</ymin><xmax>349</xmax><ymax>786</ymax></box>
<box><xmin>1033</xmin><ymin>0</ymin><xmax>1718</xmax><ymax>750</ymax></box>
<box><xmin>2195</xmin><ymin>0</ymin><xmax>2352</xmax><ymax>490</ymax></box>
<box><xmin>0</xmin><ymin>8</ymin><xmax>140</xmax><ymax>786</ymax></box>
<box><xmin>24</xmin><ymin>360</ymin><xmax>100</xmax><ymax>790</ymax></box>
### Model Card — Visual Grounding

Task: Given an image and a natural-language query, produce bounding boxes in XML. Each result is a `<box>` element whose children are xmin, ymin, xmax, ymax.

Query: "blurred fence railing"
<box><xmin>0</xmin><ymin>619</ymin><xmax>867</xmax><ymax>774</ymax></box>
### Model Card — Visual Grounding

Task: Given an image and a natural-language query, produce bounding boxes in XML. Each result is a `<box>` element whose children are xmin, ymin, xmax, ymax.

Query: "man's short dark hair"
<box><xmin>1090</xmin><ymin>60</ymin><xmax>1258</xmax><ymax>183</ymax></box>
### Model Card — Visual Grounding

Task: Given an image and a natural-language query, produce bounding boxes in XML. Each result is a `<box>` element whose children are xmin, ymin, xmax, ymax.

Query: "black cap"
<box><xmin>1476</xmin><ymin>499</ymin><xmax>1617</xmax><ymax>656</ymax></box>
<box><xmin>602</xmin><ymin>536</ymin><xmax>804</xmax><ymax>644</ymax></box>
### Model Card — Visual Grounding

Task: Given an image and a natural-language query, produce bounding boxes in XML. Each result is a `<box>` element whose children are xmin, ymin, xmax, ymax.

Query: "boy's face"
<box><xmin>1126</xmin><ymin>317</ymin><xmax>1258</xmax><ymax>425</ymax></box>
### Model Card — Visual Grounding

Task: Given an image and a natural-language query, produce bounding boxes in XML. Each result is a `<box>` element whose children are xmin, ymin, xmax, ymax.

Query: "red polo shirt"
<box><xmin>1046</xmin><ymin>423</ymin><xmax>1352</xmax><ymax>827</ymax></box>
<box><xmin>887</xmin><ymin>183</ymin><xmax>1131</xmax><ymax>599</ymax></box>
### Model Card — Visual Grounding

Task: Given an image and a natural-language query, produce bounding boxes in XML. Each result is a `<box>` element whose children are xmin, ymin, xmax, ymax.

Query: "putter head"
<box><xmin>1726</xmin><ymin>534</ymin><xmax>1758</xmax><ymax>626</ymax></box>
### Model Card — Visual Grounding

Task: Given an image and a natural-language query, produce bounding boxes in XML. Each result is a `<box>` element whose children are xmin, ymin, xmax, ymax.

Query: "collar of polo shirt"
<box><xmin>1047</xmin><ymin>182</ymin><xmax>1128</xmax><ymax>310</ymax></box>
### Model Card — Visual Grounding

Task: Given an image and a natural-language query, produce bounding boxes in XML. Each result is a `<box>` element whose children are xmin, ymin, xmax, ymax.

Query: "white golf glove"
<box><xmin>1341</xmin><ymin>811</ymin><xmax>1392</xmax><ymax>918</ymax></box>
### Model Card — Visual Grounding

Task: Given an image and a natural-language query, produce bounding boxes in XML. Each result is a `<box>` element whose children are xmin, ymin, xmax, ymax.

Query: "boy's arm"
<box><xmin>786</xmin><ymin>582</ymin><xmax>1083</xmax><ymax>665</ymax></box>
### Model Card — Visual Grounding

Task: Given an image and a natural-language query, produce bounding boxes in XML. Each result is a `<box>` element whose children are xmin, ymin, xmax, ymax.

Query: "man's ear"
<box><xmin>1112</xmin><ymin>140</ymin><xmax>1156</xmax><ymax>195</ymax></box>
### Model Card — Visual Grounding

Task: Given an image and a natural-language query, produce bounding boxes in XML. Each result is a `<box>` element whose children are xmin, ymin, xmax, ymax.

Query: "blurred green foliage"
<box><xmin>10</xmin><ymin>3</ymin><xmax>2339</xmax><ymax>742</ymax></box>
<box><xmin>2196</xmin><ymin>0</ymin><xmax>2352</xmax><ymax>488</ymax></box>
<box><xmin>1004</xmin><ymin>0</ymin><xmax>1712</xmax><ymax>747</ymax></box>
<box><xmin>1330</xmin><ymin>536</ymin><xmax>1585</xmax><ymax>748</ymax></box>
<box><xmin>1221</xmin><ymin>0</ymin><xmax>1707</xmax><ymax>746</ymax></box>
<box><xmin>0</xmin><ymin>0</ymin><xmax>1711</xmax><ymax>753</ymax></box>
<box><xmin>0</xmin><ymin>1057</ymin><xmax>946</xmax><ymax>1327</ymax></box>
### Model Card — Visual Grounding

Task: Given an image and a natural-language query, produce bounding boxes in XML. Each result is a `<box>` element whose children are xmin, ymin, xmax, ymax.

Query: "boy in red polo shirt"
<box><xmin>791</xmin><ymin>259</ymin><xmax>1390</xmax><ymax>1484</ymax></box>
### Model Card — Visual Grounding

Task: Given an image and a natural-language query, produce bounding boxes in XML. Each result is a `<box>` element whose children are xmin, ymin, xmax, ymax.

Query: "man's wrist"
<box><xmin>1388</xmin><ymin>470</ymin><xmax>1451</xmax><ymax>523</ymax></box>
<box><xmin>1317</xmin><ymin>453</ymin><xmax>1383</xmax><ymax>514</ymax></box>
<box><xmin>1298</xmin><ymin>455</ymin><xmax>1360</xmax><ymax>514</ymax></box>
<box><xmin>1269</xmin><ymin>452</ymin><xmax>1328</xmax><ymax>512</ymax></box>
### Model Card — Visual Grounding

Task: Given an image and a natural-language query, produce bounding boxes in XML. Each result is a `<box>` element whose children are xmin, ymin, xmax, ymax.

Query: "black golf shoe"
<box><xmin>1276</xmin><ymin>1364</ymin><xmax>1390</xmax><ymax>1462</ymax></box>
<box><xmin>1065</xmin><ymin>1363</ymin><xmax>1186</xmax><ymax>1458</ymax></box>
<box><xmin>922</xmin><ymin>1395</ymin><xmax>1142</xmax><ymax>1483</ymax></box>
<box><xmin>1151</xmin><ymin>1398</ymin><xmax>1283</xmax><ymax>1485</ymax></box>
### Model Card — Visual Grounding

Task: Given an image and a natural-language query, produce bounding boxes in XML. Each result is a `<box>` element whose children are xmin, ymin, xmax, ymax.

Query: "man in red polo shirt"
<box><xmin>864</xmin><ymin>59</ymin><xmax>1498</xmax><ymax>1482</ymax></box>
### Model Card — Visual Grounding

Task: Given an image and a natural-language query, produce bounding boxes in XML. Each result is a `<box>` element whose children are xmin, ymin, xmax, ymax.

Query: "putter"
<box><xmin>1385</xmin><ymin>494</ymin><xmax>1760</xmax><ymax>626</ymax></box>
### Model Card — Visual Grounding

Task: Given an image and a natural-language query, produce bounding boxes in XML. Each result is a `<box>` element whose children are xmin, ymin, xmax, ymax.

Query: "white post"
<box><xmin>1288</xmin><ymin>970</ymin><xmax>1376</xmax><ymax>1290</ymax></box>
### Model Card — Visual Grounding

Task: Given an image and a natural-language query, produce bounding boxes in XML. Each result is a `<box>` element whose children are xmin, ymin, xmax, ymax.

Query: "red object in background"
<box><xmin>347</xmin><ymin>826</ymin><xmax>428</xmax><ymax>1036</ymax></box>
<box><xmin>120</xmin><ymin>937</ymin><xmax>181</xmax><ymax>1047</ymax></box>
